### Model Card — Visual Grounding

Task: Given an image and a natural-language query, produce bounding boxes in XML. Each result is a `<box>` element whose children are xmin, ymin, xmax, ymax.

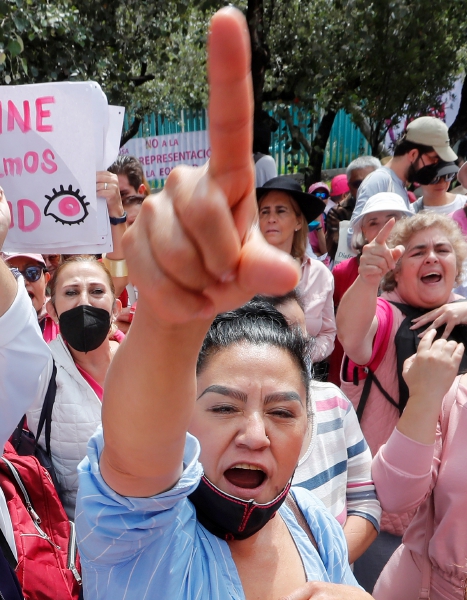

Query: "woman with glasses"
<box><xmin>412</xmin><ymin>162</ymin><xmax>464</xmax><ymax>215</ymax></box>
<box><xmin>257</xmin><ymin>176</ymin><xmax>337</xmax><ymax>365</ymax></box>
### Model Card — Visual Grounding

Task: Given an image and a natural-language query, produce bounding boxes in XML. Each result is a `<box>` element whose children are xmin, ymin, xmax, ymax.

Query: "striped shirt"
<box><xmin>76</xmin><ymin>429</ymin><xmax>360</xmax><ymax>600</ymax></box>
<box><xmin>293</xmin><ymin>381</ymin><xmax>381</xmax><ymax>531</ymax></box>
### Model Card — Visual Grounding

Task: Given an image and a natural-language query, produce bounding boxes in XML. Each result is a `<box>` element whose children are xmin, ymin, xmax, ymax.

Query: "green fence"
<box><xmin>124</xmin><ymin>105</ymin><xmax>371</xmax><ymax>187</ymax></box>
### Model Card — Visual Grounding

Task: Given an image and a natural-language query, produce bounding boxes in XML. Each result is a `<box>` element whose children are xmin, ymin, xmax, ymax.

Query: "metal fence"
<box><xmin>124</xmin><ymin>105</ymin><xmax>371</xmax><ymax>186</ymax></box>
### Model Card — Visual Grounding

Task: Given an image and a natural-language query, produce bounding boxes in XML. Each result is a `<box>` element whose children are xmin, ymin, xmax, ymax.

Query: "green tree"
<box><xmin>261</xmin><ymin>0</ymin><xmax>465</xmax><ymax>182</ymax></box>
<box><xmin>0</xmin><ymin>0</ymin><xmax>206</xmax><ymax>143</ymax></box>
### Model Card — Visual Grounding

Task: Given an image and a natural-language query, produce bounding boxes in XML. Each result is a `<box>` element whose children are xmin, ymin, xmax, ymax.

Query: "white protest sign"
<box><xmin>120</xmin><ymin>130</ymin><xmax>211</xmax><ymax>182</ymax></box>
<box><xmin>1</xmin><ymin>82</ymin><xmax>124</xmax><ymax>254</ymax></box>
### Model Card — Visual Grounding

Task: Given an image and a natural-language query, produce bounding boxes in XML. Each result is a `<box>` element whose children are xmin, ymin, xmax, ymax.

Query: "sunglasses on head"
<box><xmin>429</xmin><ymin>173</ymin><xmax>457</xmax><ymax>185</ymax></box>
<box><xmin>19</xmin><ymin>266</ymin><xmax>45</xmax><ymax>283</ymax></box>
<box><xmin>314</xmin><ymin>191</ymin><xmax>329</xmax><ymax>199</ymax></box>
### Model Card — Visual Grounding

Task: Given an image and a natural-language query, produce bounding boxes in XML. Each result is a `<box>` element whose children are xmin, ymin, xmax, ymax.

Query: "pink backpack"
<box><xmin>0</xmin><ymin>441</ymin><xmax>82</xmax><ymax>600</ymax></box>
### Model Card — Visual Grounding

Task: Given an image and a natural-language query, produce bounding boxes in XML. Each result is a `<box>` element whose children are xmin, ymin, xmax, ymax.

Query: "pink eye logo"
<box><xmin>44</xmin><ymin>185</ymin><xmax>90</xmax><ymax>225</ymax></box>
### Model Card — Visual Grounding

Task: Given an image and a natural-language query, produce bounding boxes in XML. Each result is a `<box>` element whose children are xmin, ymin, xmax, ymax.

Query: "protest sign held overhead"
<box><xmin>1</xmin><ymin>81</ymin><xmax>124</xmax><ymax>254</ymax></box>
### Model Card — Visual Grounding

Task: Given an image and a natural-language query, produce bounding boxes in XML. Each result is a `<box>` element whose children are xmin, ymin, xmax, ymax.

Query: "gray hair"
<box><xmin>346</xmin><ymin>156</ymin><xmax>381</xmax><ymax>179</ymax></box>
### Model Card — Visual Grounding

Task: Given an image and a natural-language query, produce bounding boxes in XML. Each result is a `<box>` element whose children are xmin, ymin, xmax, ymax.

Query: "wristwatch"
<box><xmin>109</xmin><ymin>211</ymin><xmax>127</xmax><ymax>225</ymax></box>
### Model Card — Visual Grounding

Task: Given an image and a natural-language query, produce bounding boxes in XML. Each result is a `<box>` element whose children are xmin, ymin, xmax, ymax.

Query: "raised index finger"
<box><xmin>374</xmin><ymin>217</ymin><xmax>396</xmax><ymax>246</ymax></box>
<box><xmin>207</xmin><ymin>8</ymin><xmax>254</xmax><ymax>205</ymax></box>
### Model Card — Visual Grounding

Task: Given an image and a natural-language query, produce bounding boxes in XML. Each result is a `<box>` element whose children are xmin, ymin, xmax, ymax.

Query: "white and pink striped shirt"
<box><xmin>293</xmin><ymin>381</ymin><xmax>381</xmax><ymax>531</ymax></box>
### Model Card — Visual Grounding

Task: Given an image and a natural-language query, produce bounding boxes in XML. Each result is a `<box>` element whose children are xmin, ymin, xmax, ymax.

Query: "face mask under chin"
<box><xmin>188</xmin><ymin>474</ymin><xmax>292</xmax><ymax>541</ymax></box>
<box><xmin>59</xmin><ymin>305</ymin><xmax>111</xmax><ymax>353</ymax></box>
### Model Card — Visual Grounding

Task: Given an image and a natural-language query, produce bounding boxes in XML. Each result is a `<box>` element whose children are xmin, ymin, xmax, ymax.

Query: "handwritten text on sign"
<box><xmin>120</xmin><ymin>130</ymin><xmax>211</xmax><ymax>180</ymax></box>
<box><xmin>1</xmin><ymin>81</ymin><xmax>103</xmax><ymax>251</ymax></box>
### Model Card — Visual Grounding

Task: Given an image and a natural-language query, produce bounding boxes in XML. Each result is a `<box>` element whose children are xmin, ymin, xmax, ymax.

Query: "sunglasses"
<box><xmin>314</xmin><ymin>191</ymin><xmax>329</xmax><ymax>200</ymax></box>
<box><xmin>19</xmin><ymin>266</ymin><xmax>45</xmax><ymax>283</ymax></box>
<box><xmin>428</xmin><ymin>173</ymin><xmax>457</xmax><ymax>185</ymax></box>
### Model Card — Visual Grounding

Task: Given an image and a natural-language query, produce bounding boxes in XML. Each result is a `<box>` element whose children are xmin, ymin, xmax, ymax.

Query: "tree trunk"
<box><xmin>350</xmin><ymin>104</ymin><xmax>389</xmax><ymax>157</ymax></box>
<box><xmin>307</xmin><ymin>108</ymin><xmax>337</xmax><ymax>187</ymax></box>
<box><xmin>247</xmin><ymin>0</ymin><xmax>268</xmax><ymax>122</ymax></box>
<box><xmin>449</xmin><ymin>77</ymin><xmax>467</xmax><ymax>145</ymax></box>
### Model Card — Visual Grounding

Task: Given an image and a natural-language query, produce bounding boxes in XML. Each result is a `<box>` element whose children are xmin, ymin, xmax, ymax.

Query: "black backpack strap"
<box><xmin>0</xmin><ymin>527</ymin><xmax>17</xmax><ymax>571</ymax></box>
<box><xmin>35</xmin><ymin>362</ymin><xmax>57</xmax><ymax>458</ymax></box>
<box><xmin>9</xmin><ymin>416</ymin><xmax>26</xmax><ymax>451</ymax></box>
<box><xmin>356</xmin><ymin>368</ymin><xmax>400</xmax><ymax>421</ymax></box>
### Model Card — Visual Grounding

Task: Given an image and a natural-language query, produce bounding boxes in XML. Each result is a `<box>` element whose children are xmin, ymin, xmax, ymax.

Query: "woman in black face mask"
<box><xmin>25</xmin><ymin>256</ymin><xmax>122</xmax><ymax>519</ymax></box>
<box><xmin>74</xmin><ymin>9</ymin><xmax>372</xmax><ymax>600</ymax></box>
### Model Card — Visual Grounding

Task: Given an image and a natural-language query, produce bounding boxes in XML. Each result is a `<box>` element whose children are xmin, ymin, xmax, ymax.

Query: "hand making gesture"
<box><xmin>122</xmin><ymin>9</ymin><xmax>299</xmax><ymax>325</ymax></box>
<box><xmin>358</xmin><ymin>217</ymin><xmax>405</xmax><ymax>287</ymax></box>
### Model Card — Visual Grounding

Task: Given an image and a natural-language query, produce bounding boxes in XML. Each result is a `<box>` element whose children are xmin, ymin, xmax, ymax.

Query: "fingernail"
<box><xmin>219</xmin><ymin>269</ymin><xmax>236</xmax><ymax>283</ymax></box>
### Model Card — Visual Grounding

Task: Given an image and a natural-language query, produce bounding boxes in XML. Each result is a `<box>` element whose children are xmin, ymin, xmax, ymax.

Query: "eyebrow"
<box><xmin>408</xmin><ymin>242</ymin><xmax>452</xmax><ymax>252</ymax></box>
<box><xmin>264</xmin><ymin>391</ymin><xmax>302</xmax><ymax>405</ymax></box>
<box><xmin>198</xmin><ymin>385</ymin><xmax>247</xmax><ymax>402</ymax></box>
<box><xmin>197</xmin><ymin>385</ymin><xmax>302</xmax><ymax>405</ymax></box>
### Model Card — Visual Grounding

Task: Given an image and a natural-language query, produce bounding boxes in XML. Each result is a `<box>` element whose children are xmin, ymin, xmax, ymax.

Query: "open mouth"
<box><xmin>421</xmin><ymin>273</ymin><xmax>442</xmax><ymax>284</ymax></box>
<box><xmin>27</xmin><ymin>291</ymin><xmax>35</xmax><ymax>300</ymax></box>
<box><xmin>224</xmin><ymin>465</ymin><xmax>267</xmax><ymax>489</ymax></box>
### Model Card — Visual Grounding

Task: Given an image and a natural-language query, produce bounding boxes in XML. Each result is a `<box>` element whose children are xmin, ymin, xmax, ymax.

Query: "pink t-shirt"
<box><xmin>343</xmin><ymin>297</ymin><xmax>394</xmax><ymax>382</ymax></box>
<box><xmin>68</xmin><ymin>330</ymin><xmax>125</xmax><ymax>402</ymax></box>
<box><xmin>76</xmin><ymin>364</ymin><xmax>103</xmax><ymax>401</ymax></box>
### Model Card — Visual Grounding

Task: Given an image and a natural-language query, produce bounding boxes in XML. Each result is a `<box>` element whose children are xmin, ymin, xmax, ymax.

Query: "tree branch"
<box><xmin>120</xmin><ymin>116</ymin><xmax>141</xmax><ymax>147</ymax></box>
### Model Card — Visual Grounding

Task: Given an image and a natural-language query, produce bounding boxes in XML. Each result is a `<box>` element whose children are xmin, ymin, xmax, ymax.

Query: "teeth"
<box><xmin>232</xmin><ymin>464</ymin><xmax>263</xmax><ymax>470</ymax></box>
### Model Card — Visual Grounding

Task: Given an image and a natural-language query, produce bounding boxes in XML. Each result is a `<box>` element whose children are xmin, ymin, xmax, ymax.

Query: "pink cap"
<box><xmin>330</xmin><ymin>174</ymin><xmax>349</xmax><ymax>197</ymax></box>
<box><xmin>308</xmin><ymin>181</ymin><xmax>330</xmax><ymax>195</ymax></box>
<box><xmin>2</xmin><ymin>252</ymin><xmax>46</xmax><ymax>266</ymax></box>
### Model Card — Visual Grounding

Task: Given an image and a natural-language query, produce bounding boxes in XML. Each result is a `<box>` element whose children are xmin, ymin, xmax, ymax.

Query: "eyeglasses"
<box><xmin>428</xmin><ymin>173</ymin><xmax>457</xmax><ymax>185</ymax></box>
<box><xmin>314</xmin><ymin>192</ymin><xmax>329</xmax><ymax>200</ymax></box>
<box><xmin>349</xmin><ymin>179</ymin><xmax>364</xmax><ymax>189</ymax></box>
<box><xmin>19</xmin><ymin>266</ymin><xmax>45</xmax><ymax>283</ymax></box>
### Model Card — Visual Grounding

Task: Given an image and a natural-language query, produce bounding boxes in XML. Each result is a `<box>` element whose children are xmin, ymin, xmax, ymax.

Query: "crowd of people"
<box><xmin>2</xmin><ymin>6</ymin><xmax>467</xmax><ymax>600</ymax></box>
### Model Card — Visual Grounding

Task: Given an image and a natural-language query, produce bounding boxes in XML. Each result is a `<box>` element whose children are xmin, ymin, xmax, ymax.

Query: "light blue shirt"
<box><xmin>76</xmin><ymin>429</ymin><xmax>360</xmax><ymax>599</ymax></box>
<box><xmin>352</xmin><ymin>166</ymin><xmax>410</xmax><ymax>224</ymax></box>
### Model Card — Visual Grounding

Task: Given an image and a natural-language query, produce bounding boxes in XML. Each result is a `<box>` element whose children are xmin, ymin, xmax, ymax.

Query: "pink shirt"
<box><xmin>451</xmin><ymin>208</ymin><xmax>467</xmax><ymax>238</ymax></box>
<box><xmin>296</xmin><ymin>256</ymin><xmax>336</xmax><ymax>361</ymax></box>
<box><xmin>76</xmin><ymin>364</ymin><xmax>103</xmax><ymax>401</ymax></box>
<box><xmin>372</xmin><ymin>376</ymin><xmax>467</xmax><ymax>594</ymax></box>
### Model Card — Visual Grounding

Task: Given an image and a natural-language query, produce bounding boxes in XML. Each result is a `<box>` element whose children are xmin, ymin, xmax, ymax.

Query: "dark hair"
<box><xmin>108</xmin><ymin>155</ymin><xmax>150</xmax><ymax>196</ymax></box>
<box><xmin>257</xmin><ymin>290</ymin><xmax>304</xmax><ymax>312</ymax></box>
<box><xmin>122</xmin><ymin>193</ymin><xmax>146</xmax><ymax>207</ymax></box>
<box><xmin>457</xmin><ymin>137</ymin><xmax>467</xmax><ymax>162</ymax></box>
<box><xmin>393</xmin><ymin>137</ymin><xmax>434</xmax><ymax>157</ymax></box>
<box><xmin>197</xmin><ymin>300</ymin><xmax>311</xmax><ymax>407</ymax></box>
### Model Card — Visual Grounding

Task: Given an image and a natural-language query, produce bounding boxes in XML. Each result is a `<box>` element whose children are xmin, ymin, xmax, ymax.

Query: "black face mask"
<box><xmin>59</xmin><ymin>305</ymin><xmax>111</xmax><ymax>353</ymax></box>
<box><xmin>188</xmin><ymin>475</ymin><xmax>291</xmax><ymax>541</ymax></box>
<box><xmin>407</xmin><ymin>162</ymin><xmax>439</xmax><ymax>185</ymax></box>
